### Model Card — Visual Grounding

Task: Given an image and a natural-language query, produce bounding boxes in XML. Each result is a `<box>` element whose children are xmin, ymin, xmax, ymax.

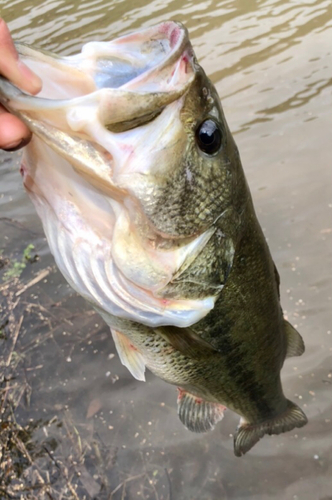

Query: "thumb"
<box><xmin>0</xmin><ymin>18</ymin><xmax>42</xmax><ymax>95</ymax></box>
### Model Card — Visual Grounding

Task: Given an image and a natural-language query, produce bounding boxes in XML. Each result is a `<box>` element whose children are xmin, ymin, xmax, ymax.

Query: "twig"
<box><xmin>12</xmin><ymin>433</ymin><xmax>46</xmax><ymax>487</ymax></box>
<box><xmin>147</xmin><ymin>473</ymin><xmax>160</xmax><ymax>500</ymax></box>
<box><xmin>16</xmin><ymin>268</ymin><xmax>51</xmax><ymax>296</ymax></box>
<box><xmin>5</xmin><ymin>314</ymin><xmax>23</xmax><ymax>367</ymax></box>
<box><xmin>165</xmin><ymin>468</ymin><xmax>173</xmax><ymax>500</ymax></box>
<box><xmin>0</xmin><ymin>216</ymin><xmax>38</xmax><ymax>234</ymax></box>
<box><xmin>67</xmin><ymin>481</ymin><xmax>80</xmax><ymax>500</ymax></box>
<box><xmin>121</xmin><ymin>481</ymin><xmax>126</xmax><ymax>500</ymax></box>
<box><xmin>0</xmin><ymin>487</ymin><xmax>13</xmax><ymax>499</ymax></box>
<box><xmin>110</xmin><ymin>473</ymin><xmax>145</xmax><ymax>499</ymax></box>
<box><xmin>0</xmin><ymin>278</ymin><xmax>17</xmax><ymax>292</ymax></box>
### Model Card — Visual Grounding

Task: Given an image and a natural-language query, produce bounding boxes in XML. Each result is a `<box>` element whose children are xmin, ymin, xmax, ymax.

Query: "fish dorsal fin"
<box><xmin>111</xmin><ymin>329</ymin><xmax>146</xmax><ymax>381</ymax></box>
<box><xmin>156</xmin><ymin>326</ymin><xmax>219</xmax><ymax>359</ymax></box>
<box><xmin>177</xmin><ymin>388</ymin><xmax>226</xmax><ymax>433</ymax></box>
<box><xmin>284</xmin><ymin>320</ymin><xmax>305</xmax><ymax>358</ymax></box>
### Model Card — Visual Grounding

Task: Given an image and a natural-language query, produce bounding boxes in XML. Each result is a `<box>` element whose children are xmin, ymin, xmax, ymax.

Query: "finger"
<box><xmin>0</xmin><ymin>104</ymin><xmax>31</xmax><ymax>150</ymax></box>
<box><xmin>0</xmin><ymin>18</ymin><xmax>42</xmax><ymax>95</ymax></box>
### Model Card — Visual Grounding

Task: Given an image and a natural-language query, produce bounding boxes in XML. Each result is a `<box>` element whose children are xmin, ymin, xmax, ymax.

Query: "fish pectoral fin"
<box><xmin>156</xmin><ymin>325</ymin><xmax>219</xmax><ymax>359</ymax></box>
<box><xmin>177</xmin><ymin>388</ymin><xmax>226</xmax><ymax>433</ymax></box>
<box><xmin>111</xmin><ymin>329</ymin><xmax>146</xmax><ymax>381</ymax></box>
<box><xmin>284</xmin><ymin>319</ymin><xmax>305</xmax><ymax>358</ymax></box>
<box><xmin>233</xmin><ymin>399</ymin><xmax>308</xmax><ymax>457</ymax></box>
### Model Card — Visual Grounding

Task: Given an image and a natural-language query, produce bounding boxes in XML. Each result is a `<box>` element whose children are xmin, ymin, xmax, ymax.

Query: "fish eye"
<box><xmin>195</xmin><ymin>119</ymin><xmax>222</xmax><ymax>155</ymax></box>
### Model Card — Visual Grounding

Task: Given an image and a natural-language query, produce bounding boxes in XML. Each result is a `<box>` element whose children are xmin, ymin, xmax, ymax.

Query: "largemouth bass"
<box><xmin>0</xmin><ymin>21</ymin><xmax>307</xmax><ymax>456</ymax></box>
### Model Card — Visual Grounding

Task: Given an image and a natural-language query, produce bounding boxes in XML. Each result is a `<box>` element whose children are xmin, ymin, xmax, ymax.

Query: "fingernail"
<box><xmin>17</xmin><ymin>60</ymin><xmax>42</xmax><ymax>94</ymax></box>
<box><xmin>3</xmin><ymin>136</ymin><xmax>30</xmax><ymax>152</ymax></box>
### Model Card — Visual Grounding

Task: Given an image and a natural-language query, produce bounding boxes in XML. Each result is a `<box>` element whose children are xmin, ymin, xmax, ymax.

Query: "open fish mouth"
<box><xmin>0</xmin><ymin>22</ymin><xmax>219</xmax><ymax>328</ymax></box>
<box><xmin>0</xmin><ymin>22</ymin><xmax>195</xmax><ymax>200</ymax></box>
<box><xmin>8</xmin><ymin>22</ymin><xmax>195</xmax><ymax>114</ymax></box>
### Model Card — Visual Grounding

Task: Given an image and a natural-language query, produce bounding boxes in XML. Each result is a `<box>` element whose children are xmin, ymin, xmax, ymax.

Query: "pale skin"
<box><xmin>0</xmin><ymin>18</ymin><xmax>42</xmax><ymax>151</ymax></box>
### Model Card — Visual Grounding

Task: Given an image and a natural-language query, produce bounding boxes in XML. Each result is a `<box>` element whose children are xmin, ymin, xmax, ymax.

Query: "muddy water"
<box><xmin>0</xmin><ymin>1</ymin><xmax>331</xmax><ymax>499</ymax></box>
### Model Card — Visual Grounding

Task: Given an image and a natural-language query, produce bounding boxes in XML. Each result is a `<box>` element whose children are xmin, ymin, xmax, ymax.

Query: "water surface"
<box><xmin>0</xmin><ymin>1</ymin><xmax>331</xmax><ymax>499</ymax></box>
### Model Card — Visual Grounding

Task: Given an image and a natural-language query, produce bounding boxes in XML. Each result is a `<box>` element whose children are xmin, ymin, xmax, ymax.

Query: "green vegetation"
<box><xmin>2</xmin><ymin>244</ymin><xmax>36</xmax><ymax>281</ymax></box>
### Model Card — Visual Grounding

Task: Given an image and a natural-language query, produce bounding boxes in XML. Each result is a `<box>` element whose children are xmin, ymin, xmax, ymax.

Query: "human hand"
<box><xmin>0</xmin><ymin>18</ymin><xmax>42</xmax><ymax>151</ymax></box>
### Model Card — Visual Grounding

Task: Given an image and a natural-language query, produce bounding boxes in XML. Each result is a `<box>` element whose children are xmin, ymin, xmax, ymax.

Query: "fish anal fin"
<box><xmin>234</xmin><ymin>399</ymin><xmax>308</xmax><ymax>457</ymax></box>
<box><xmin>111</xmin><ymin>329</ymin><xmax>146</xmax><ymax>381</ymax></box>
<box><xmin>177</xmin><ymin>388</ymin><xmax>226</xmax><ymax>433</ymax></box>
<box><xmin>284</xmin><ymin>319</ymin><xmax>305</xmax><ymax>358</ymax></box>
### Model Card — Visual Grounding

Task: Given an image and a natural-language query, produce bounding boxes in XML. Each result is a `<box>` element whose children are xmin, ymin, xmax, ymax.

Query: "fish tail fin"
<box><xmin>177</xmin><ymin>389</ymin><xmax>226</xmax><ymax>433</ymax></box>
<box><xmin>234</xmin><ymin>400</ymin><xmax>308</xmax><ymax>457</ymax></box>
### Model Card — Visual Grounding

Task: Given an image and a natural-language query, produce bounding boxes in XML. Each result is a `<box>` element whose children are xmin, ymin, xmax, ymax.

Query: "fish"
<box><xmin>0</xmin><ymin>21</ymin><xmax>307</xmax><ymax>456</ymax></box>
